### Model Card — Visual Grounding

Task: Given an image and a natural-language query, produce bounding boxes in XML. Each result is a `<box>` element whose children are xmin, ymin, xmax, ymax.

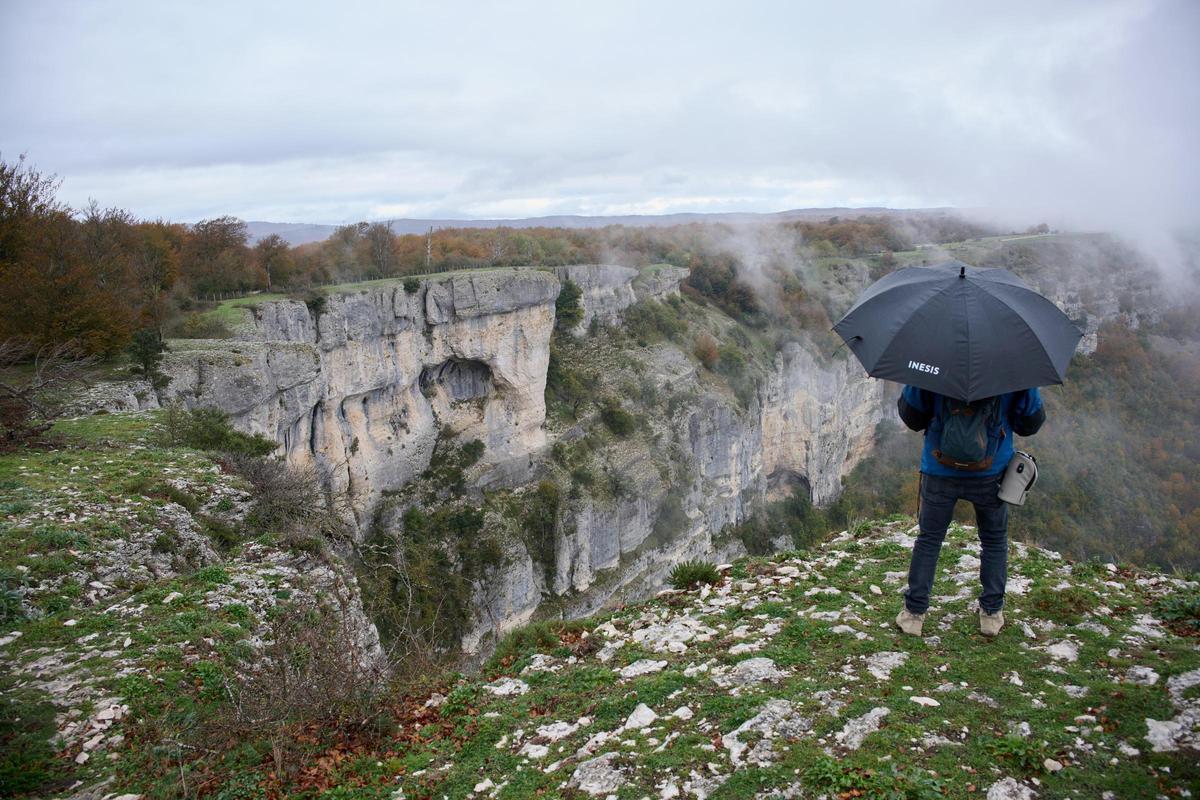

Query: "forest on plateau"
<box><xmin>0</xmin><ymin>155</ymin><xmax>992</xmax><ymax>355</ymax></box>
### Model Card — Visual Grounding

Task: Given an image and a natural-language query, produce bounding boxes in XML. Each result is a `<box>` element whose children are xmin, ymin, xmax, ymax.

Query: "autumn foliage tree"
<box><xmin>0</xmin><ymin>156</ymin><xmax>133</xmax><ymax>355</ymax></box>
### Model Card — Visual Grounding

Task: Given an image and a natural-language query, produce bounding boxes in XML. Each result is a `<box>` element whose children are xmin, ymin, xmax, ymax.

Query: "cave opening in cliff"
<box><xmin>419</xmin><ymin>358</ymin><xmax>494</xmax><ymax>402</ymax></box>
<box><xmin>767</xmin><ymin>468</ymin><xmax>811</xmax><ymax>503</ymax></box>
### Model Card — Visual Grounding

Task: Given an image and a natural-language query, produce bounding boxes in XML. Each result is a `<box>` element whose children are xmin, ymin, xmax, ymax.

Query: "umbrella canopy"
<box><xmin>832</xmin><ymin>259</ymin><xmax>1082</xmax><ymax>402</ymax></box>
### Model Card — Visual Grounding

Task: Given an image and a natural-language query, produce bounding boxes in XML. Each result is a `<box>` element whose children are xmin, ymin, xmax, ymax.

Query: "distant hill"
<box><xmin>244</xmin><ymin>207</ymin><xmax>956</xmax><ymax>246</ymax></box>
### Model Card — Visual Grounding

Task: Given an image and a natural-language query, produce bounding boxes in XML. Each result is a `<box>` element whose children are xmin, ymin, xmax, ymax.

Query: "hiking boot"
<box><xmin>980</xmin><ymin>609</ymin><xmax>1005</xmax><ymax>637</ymax></box>
<box><xmin>895</xmin><ymin>607</ymin><xmax>925</xmax><ymax>636</ymax></box>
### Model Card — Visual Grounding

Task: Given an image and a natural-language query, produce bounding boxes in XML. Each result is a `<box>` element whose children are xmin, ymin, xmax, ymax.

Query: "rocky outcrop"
<box><xmin>540</xmin><ymin>341</ymin><xmax>884</xmax><ymax>637</ymax></box>
<box><xmin>160</xmin><ymin>266</ymin><xmax>887</xmax><ymax>654</ymax></box>
<box><xmin>634</xmin><ymin>264</ymin><xmax>690</xmax><ymax>302</ymax></box>
<box><xmin>67</xmin><ymin>378</ymin><xmax>161</xmax><ymax>415</ymax></box>
<box><xmin>762</xmin><ymin>342</ymin><xmax>890</xmax><ymax>505</ymax></box>
<box><xmin>553</xmin><ymin>263</ymin><xmax>688</xmax><ymax>336</ymax></box>
<box><xmin>163</xmin><ymin>269</ymin><xmax>560</xmax><ymax>527</ymax></box>
<box><xmin>554</xmin><ymin>265</ymin><xmax>638</xmax><ymax>335</ymax></box>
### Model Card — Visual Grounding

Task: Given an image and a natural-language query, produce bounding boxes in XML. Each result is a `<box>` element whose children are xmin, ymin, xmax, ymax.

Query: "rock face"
<box><xmin>163</xmin><ymin>269</ymin><xmax>559</xmax><ymax>527</ymax></box>
<box><xmin>554</xmin><ymin>264</ymin><xmax>638</xmax><ymax>335</ymax></box>
<box><xmin>161</xmin><ymin>265</ymin><xmax>889</xmax><ymax>653</ymax></box>
<box><xmin>762</xmin><ymin>341</ymin><xmax>889</xmax><ymax>505</ymax></box>
<box><xmin>67</xmin><ymin>378</ymin><xmax>161</xmax><ymax>415</ymax></box>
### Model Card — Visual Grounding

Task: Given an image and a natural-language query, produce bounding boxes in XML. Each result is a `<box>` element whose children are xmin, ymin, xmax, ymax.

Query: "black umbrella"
<box><xmin>832</xmin><ymin>259</ymin><xmax>1082</xmax><ymax>402</ymax></box>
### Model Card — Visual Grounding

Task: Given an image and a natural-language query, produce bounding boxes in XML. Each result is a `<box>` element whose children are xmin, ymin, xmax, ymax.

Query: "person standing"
<box><xmin>894</xmin><ymin>386</ymin><xmax>1045</xmax><ymax>637</ymax></box>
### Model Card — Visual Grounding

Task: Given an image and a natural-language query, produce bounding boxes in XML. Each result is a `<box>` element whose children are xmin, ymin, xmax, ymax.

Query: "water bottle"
<box><xmin>999</xmin><ymin>451</ymin><xmax>1037</xmax><ymax>506</ymax></box>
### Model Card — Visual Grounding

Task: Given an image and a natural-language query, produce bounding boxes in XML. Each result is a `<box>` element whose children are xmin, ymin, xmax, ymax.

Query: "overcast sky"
<box><xmin>1</xmin><ymin>0</ymin><xmax>1197</xmax><ymax>239</ymax></box>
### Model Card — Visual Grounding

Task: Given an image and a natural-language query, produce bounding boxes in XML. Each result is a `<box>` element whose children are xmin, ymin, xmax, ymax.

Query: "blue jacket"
<box><xmin>897</xmin><ymin>386</ymin><xmax>1045</xmax><ymax>478</ymax></box>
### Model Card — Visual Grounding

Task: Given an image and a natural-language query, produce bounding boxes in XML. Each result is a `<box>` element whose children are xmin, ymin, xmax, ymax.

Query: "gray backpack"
<box><xmin>933</xmin><ymin>396</ymin><xmax>1004</xmax><ymax>471</ymax></box>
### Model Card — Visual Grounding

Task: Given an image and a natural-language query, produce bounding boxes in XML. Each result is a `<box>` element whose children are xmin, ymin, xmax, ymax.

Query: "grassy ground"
<box><xmin>3</xmin><ymin>416</ymin><xmax>1198</xmax><ymax>799</ymax></box>
<box><xmin>54</xmin><ymin>515</ymin><xmax>1186</xmax><ymax>800</ymax></box>
<box><xmin>0</xmin><ymin>412</ymin><xmax>364</xmax><ymax>798</ymax></box>
<box><xmin>326</xmin><ymin>519</ymin><xmax>1197</xmax><ymax>800</ymax></box>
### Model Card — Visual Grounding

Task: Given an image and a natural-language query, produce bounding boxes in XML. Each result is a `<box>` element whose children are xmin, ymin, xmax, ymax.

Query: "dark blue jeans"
<box><xmin>904</xmin><ymin>472</ymin><xmax>1009</xmax><ymax>615</ymax></box>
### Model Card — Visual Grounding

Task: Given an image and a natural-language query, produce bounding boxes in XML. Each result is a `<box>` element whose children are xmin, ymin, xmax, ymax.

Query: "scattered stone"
<box><xmin>619</xmin><ymin>659</ymin><xmax>668</xmax><ymax>679</ymax></box>
<box><xmin>1043</xmin><ymin>758</ymin><xmax>1063</xmax><ymax>773</ymax></box>
<box><xmin>537</xmin><ymin>720</ymin><xmax>582</xmax><ymax>741</ymax></box>
<box><xmin>484</xmin><ymin>678</ymin><xmax>529</xmax><ymax>696</ymax></box>
<box><xmin>622</xmin><ymin>703</ymin><xmax>658</xmax><ymax>731</ymax></box>
<box><xmin>865</xmin><ymin>651</ymin><xmax>908</xmax><ymax>681</ymax></box>
<box><xmin>1075</xmin><ymin>621</ymin><xmax>1111</xmax><ymax>637</ymax></box>
<box><xmin>968</xmin><ymin>691</ymin><xmax>999</xmax><ymax>708</ymax></box>
<box><xmin>910</xmin><ymin>696</ymin><xmax>940</xmax><ymax>707</ymax></box>
<box><xmin>987</xmin><ymin>777</ymin><xmax>1037</xmax><ymax>799</ymax></box>
<box><xmin>519</xmin><ymin>742</ymin><xmax>549</xmax><ymax>759</ymax></box>
<box><xmin>569</xmin><ymin>752</ymin><xmax>624</xmax><ymax>796</ymax></box>
<box><xmin>1128</xmin><ymin>615</ymin><xmax>1167</xmax><ymax>639</ymax></box>
<box><xmin>631</xmin><ymin>617</ymin><xmax>716</xmax><ymax>653</ymax></box>
<box><xmin>835</xmin><ymin>706</ymin><xmax>890</xmax><ymax>751</ymax></box>
<box><xmin>869</xmin><ymin>584</ymin><xmax>883</xmax><ymax>595</ymax></box>
<box><xmin>713</xmin><ymin>657</ymin><xmax>788</xmax><ymax>689</ymax></box>
<box><xmin>1125</xmin><ymin>666</ymin><xmax>1160</xmax><ymax>686</ymax></box>
<box><xmin>1044</xmin><ymin>640</ymin><xmax>1079</xmax><ymax>662</ymax></box>
<box><xmin>681</xmin><ymin>769</ymin><xmax>727</xmax><ymax>799</ymax></box>
<box><xmin>722</xmin><ymin>699</ymin><xmax>812</xmax><ymax>766</ymax></box>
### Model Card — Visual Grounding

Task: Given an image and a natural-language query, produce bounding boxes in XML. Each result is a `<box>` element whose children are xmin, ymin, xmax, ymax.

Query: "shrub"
<box><xmin>0</xmin><ymin>678</ymin><xmax>63</xmax><ymax>796</ymax></box>
<box><xmin>126</xmin><ymin>327</ymin><xmax>169</xmax><ymax>389</ymax></box>
<box><xmin>669</xmin><ymin>560</ymin><xmax>721</xmax><ymax>590</ymax></box>
<box><xmin>523</xmin><ymin>481</ymin><xmax>561</xmax><ymax>569</ymax></box>
<box><xmin>403</xmin><ymin>277</ymin><xmax>421</xmax><ymax>294</ymax></box>
<box><xmin>694</xmin><ymin>334</ymin><xmax>719</xmax><ymax>369</ymax></box>
<box><xmin>222</xmin><ymin>453</ymin><xmax>349</xmax><ymax>545</ymax></box>
<box><xmin>623</xmin><ymin>299</ymin><xmax>685</xmax><ymax>344</ymax></box>
<box><xmin>422</xmin><ymin>435</ymin><xmax>485</xmax><ymax>495</ymax></box>
<box><xmin>0</xmin><ymin>568</ymin><xmax>29</xmax><ymax>625</ymax></box>
<box><xmin>300</xmin><ymin>290</ymin><xmax>327</xmax><ymax>318</ymax></box>
<box><xmin>486</xmin><ymin>618</ymin><xmax>591</xmax><ymax>672</ymax></box>
<box><xmin>570</xmin><ymin>466</ymin><xmax>596</xmax><ymax>488</ymax></box>
<box><xmin>162</xmin><ymin>403</ymin><xmax>276</xmax><ymax>456</ymax></box>
<box><xmin>986</xmin><ymin>735</ymin><xmax>1049</xmax><ymax>773</ymax></box>
<box><xmin>599</xmin><ymin>399</ymin><xmax>636</xmax><ymax>437</ymax></box>
<box><xmin>715</xmin><ymin>342</ymin><xmax>746</xmax><ymax>381</ymax></box>
<box><xmin>545</xmin><ymin>343</ymin><xmax>590</xmax><ymax>419</ymax></box>
<box><xmin>1156</xmin><ymin>588</ymin><xmax>1200</xmax><ymax>636</ymax></box>
<box><xmin>555</xmin><ymin>278</ymin><xmax>583</xmax><ymax>333</ymax></box>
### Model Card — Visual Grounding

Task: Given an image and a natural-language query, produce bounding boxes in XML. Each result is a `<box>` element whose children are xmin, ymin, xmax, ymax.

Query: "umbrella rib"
<box><xmin>962</xmin><ymin>278</ymin><xmax>973</xmax><ymax>400</ymax></box>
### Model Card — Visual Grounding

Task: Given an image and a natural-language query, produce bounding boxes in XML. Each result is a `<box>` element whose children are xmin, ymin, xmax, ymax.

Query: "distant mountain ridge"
<box><xmin>244</xmin><ymin>207</ymin><xmax>956</xmax><ymax>246</ymax></box>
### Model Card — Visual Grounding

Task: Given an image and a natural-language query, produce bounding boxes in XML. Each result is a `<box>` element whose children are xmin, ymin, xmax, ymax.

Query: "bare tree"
<box><xmin>364</xmin><ymin>221</ymin><xmax>395</xmax><ymax>278</ymax></box>
<box><xmin>0</xmin><ymin>339</ymin><xmax>97</xmax><ymax>447</ymax></box>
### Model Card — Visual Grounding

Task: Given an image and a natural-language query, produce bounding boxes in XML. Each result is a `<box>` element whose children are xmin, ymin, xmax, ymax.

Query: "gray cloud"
<box><xmin>1</xmin><ymin>0</ymin><xmax>1196</xmax><ymax>268</ymax></box>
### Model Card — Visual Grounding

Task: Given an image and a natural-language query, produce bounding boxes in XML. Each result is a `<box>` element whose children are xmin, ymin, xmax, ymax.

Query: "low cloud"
<box><xmin>1</xmin><ymin>0</ymin><xmax>1195</xmax><ymax>272</ymax></box>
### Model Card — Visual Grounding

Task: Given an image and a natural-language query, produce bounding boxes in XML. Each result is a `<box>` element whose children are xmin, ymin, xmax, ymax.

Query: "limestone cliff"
<box><xmin>163</xmin><ymin>269</ymin><xmax>559</xmax><ymax>527</ymax></box>
<box><xmin>160</xmin><ymin>264</ymin><xmax>889</xmax><ymax>656</ymax></box>
<box><xmin>762</xmin><ymin>342</ymin><xmax>889</xmax><ymax>506</ymax></box>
